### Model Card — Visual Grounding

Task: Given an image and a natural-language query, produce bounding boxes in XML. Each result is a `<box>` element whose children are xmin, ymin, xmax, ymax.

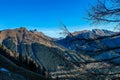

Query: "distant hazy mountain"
<box><xmin>57</xmin><ymin>29</ymin><xmax>120</xmax><ymax>64</ymax></box>
<box><xmin>57</xmin><ymin>29</ymin><xmax>116</xmax><ymax>49</ymax></box>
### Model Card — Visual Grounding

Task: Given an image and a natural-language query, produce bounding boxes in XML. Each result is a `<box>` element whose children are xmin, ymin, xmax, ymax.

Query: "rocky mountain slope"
<box><xmin>0</xmin><ymin>27</ymin><xmax>72</xmax><ymax>71</ymax></box>
<box><xmin>56</xmin><ymin>29</ymin><xmax>120</xmax><ymax>79</ymax></box>
<box><xmin>0</xmin><ymin>45</ymin><xmax>50</xmax><ymax>80</ymax></box>
<box><xmin>57</xmin><ymin>29</ymin><xmax>120</xmax><ymax>64</ymax></box>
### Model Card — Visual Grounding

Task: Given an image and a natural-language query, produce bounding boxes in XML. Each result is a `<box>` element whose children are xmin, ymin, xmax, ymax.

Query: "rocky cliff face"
<box><xmin>0</xmin><ymin>27</ymin><xmax>70</xmax><ymax>71</ymax></box>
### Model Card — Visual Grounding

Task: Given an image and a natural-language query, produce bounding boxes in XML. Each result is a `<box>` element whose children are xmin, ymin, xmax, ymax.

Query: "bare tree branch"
<box><xmin>87</xmin><ymin>0</ymin><xmax>120</xmax><ymax>26</ymax></box>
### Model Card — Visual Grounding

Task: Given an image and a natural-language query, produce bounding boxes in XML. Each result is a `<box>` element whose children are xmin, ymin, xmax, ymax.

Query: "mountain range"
<box><xmin>0</xmin><ymin>27</ymin><xmax>120</xmax><ymax>80</ymax></box>
<box><xmin>57</xmin><ymin>29</ymin><xmax>120</xmax><ymax>63</ymax></box>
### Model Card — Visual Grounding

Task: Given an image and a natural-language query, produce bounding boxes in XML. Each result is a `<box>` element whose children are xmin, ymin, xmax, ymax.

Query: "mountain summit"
<box><xmin>0</xmin><ymin>27</ymin><xmax>71</xmax><ymax>71</ymax></box>
<box><xmin>0</xmin><ymin>27</ymin><xmax>54</xmax><ymax>46</ymax></box>
<box><xmin>57</xmin><ymin>29</ymin><xmax>117</xmax><ymax>49</ymax></box>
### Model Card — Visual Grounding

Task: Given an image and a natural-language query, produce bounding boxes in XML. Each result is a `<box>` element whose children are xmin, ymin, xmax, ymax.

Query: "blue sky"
<box><xmin>0</xmin><ymin>0</ymin><xmax>113</xmax><ymax>37</ymax></box>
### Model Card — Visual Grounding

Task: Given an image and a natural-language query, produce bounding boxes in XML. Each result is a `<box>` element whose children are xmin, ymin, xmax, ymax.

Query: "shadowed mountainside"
<box><xmin>0</xmin><ymin>27</ymin><xmax>73</xmax><ymax>71</ymax></box>
<box><xmin>0</xmin><ymin>45</ymin><xmax>53</xmax><ymax>80</ymax></box>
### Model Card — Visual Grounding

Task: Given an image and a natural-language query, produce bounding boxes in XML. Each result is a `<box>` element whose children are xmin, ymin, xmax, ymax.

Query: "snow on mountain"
<box><xmin>57</xmin><ymin>29</ymin><xmax>120</xmax><ymax>64</ymax></box>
